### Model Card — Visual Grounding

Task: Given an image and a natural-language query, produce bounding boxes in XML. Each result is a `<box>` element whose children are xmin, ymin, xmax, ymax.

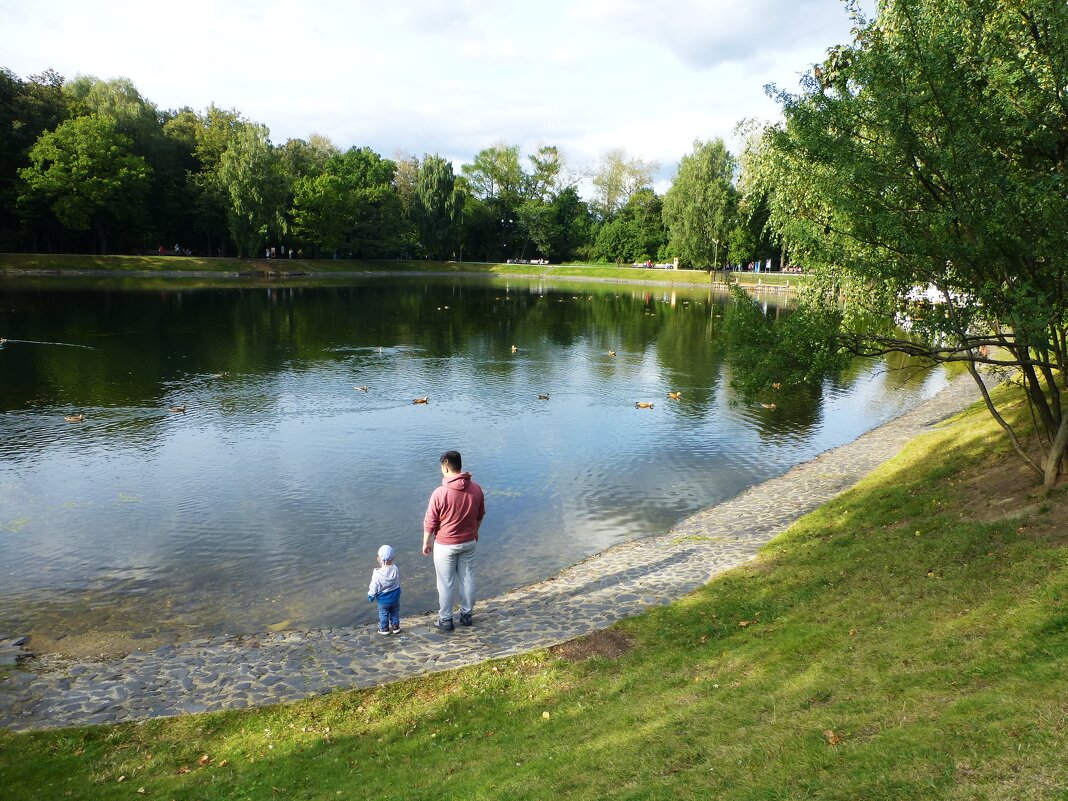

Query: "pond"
<box><xmin>0</xmin><ymin>275</ymin><xmax>947</xmax><ymax>654</ymax></box>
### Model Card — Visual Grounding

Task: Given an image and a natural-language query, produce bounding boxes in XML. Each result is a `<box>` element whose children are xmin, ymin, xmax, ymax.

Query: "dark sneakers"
<box><xmin>433</xmin><ymin>618</ymin><xmax>454</xmax><ymax>632</ymax></box>
<box><xmin>459</xmin><ymin>612</ymin><xmax>473</xmax><ymax>627</ymax></box>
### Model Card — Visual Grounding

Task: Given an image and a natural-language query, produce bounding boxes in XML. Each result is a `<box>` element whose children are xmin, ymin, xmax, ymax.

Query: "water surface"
<box><xmin>0</xmin><ymin>276</ymin><xmax>946</xmax><ymax>652</ymax></box>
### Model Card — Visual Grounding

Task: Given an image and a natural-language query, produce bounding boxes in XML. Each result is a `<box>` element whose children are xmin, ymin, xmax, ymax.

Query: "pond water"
<box><xmin>0</xmin><ymin>275</ymin><xmax>947</xmax><ymax>653</ymax></box>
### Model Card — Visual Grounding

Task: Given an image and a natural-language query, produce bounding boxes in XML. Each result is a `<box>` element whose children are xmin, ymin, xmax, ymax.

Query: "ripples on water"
<box><xmin>0</xmin><ymin>278</ymin><xmax>947</xmax><ymax>651</ymax></box>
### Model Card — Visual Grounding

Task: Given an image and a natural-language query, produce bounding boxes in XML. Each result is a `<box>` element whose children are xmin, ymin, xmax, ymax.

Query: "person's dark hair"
<box><xmin>440</xmin><ymin>450</ymin><xmax>462</xmax><ymax>472</ymax></box>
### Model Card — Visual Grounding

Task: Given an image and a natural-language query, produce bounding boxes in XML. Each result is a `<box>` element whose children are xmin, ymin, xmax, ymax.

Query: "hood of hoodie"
<box><xmin>443</xmin><ymin>471</ymin><xmax>472</xmax><ymax>489</ymax></box>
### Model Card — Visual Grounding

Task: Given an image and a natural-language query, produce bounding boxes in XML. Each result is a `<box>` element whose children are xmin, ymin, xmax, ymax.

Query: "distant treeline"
<box><xmin>0</xmin><ymin>68</ymin><xmax>780</xmax><ymax>266</ymax></box>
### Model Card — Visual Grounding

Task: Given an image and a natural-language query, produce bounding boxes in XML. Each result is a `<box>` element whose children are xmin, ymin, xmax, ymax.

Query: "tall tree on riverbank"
<box><xmin>590</xmin><ymin>149</ymin><xmax>658</xmax><ymax>221</ymax></box>
<box><xmin>216</xmin><ymin>123</ymin><xmax>288</xmax><ymax>257</ymax></box>
<box><xmin>662</xmin><ymin>138</ymin><xmax>736</xmax><ymax>268</ymax></box>
<box><xmin>18</xmin><ymin>114</ymin><xmax>150</xmax><ymax>253</ymax></box>
<box><xmin>761</xmin><ymin>0</ymin><xmax>1068</xmax><ymax>486</ymax></box>
<box><xmin>415</xmin><ymin>154</ymin><xmax>461</xmax><ymax>260</ymax></box>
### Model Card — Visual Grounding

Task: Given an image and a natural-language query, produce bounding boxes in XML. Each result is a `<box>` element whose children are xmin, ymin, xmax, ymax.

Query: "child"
<box><xmin>368</xmin><ymin>544</ymin><xmax>401</xmax><ymax>634</ymax></box>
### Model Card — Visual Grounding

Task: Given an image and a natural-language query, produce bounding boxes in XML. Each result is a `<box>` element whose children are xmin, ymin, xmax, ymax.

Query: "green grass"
<box><xmin>2</xmin><ymin>388</ymin><xmax>1064</xmax><ymax>800</ymax></box>
<box><xmin>0</xmin><ymin>252</ymin><xmax>801</xmax><ymax>287</ymax></box>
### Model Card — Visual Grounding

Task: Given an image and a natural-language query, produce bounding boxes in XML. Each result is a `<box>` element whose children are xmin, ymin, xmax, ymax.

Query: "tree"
<box><xmin>415</xmin><ymin>154</ymin><xmax>461</xmax><ymax>260</ymax></box>
<box><xmin>18</xmin><ymin>114</ymin><xmax>150</xmax><ymax>253</ymax></box>
<box><xmin>762</xmin><ymin>0</ymin><xmax>1068</xmax><ymax>486</ymax></box>
<box><xmin>527</xmin><ymin>145</ymin><xmax>567</xmax><ymax>201</ymax></box>
<box><xmin>591</xmin><ymin>188</ymin><xmax>667</xmax><ymax>263</ymax></box>
<box><xmin>216</xmin><ymin>123</ymin><xmax>287</xmax><ymax>257</ymax></box>
<box><xmin>0</xmin><ymin>68</ymin><xmax>70</xmax><ymax>249</ymax></box>
<box><xmin>517</xmin><ymin>186</ymin><xmax>591</xmax><ymax>263</ymax></box>
<box><xmin>661</xmin><ymin>138</ymin><xmax>736</xmax><ymax>268</ymax></box>
<box><xmin>289</xmin><ymin>146</ymin><xmax>406</xmax><ymax>258</ymax></box>
<box><xmin>728</xmin><ymin>123</ymin><xmax>779</xmax><ymax>270</ymax></box>
<box><xmin>290</xmin><ymin>171</ymin><xmax>351</xmax><ymax>257</ymax></box>
<box><xmin>591</xmin><ymin>149</ymin><xmax>658</xmax><ymax>219</ymax></box>
<box><xmin>186</xmin><ymin>105</ymin><xmax>248</xmax><ymax>255</ymax></box>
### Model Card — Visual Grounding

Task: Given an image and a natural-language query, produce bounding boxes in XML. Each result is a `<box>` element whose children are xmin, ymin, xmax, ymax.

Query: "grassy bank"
<box><xmin>0</xmin><ymin>252</ymin><xmax>798</xmax><ymax>288</ymax></box>
<box><xmin>3</xmin><ymin>391</ymin><xmax>1063</xmax><ymax>799</ymax></box>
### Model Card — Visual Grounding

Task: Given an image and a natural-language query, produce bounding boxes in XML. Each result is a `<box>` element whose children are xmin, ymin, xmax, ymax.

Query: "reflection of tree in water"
<box><xmin>721</xmin><ymin>291</ymin><xmax>939</xmax><ymax>443</ymax></box>
<box><xmin>0</xmin><ymin>277</ymin><xmax>727</xmax><ymax>430</ymax></box>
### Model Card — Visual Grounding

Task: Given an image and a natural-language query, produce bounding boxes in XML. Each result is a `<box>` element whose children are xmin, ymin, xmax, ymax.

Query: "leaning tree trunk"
<box><xmin>1044</xmin><ymin>414</ymin><xmax>1068</xmax><ymax>487</ymax></box>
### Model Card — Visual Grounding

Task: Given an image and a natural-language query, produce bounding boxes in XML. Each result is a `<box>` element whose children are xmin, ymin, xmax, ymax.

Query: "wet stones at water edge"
<box><xmin>0</xmin><ymin>636</ymin><xmax>30</xmax><ymax>667</ymax></box>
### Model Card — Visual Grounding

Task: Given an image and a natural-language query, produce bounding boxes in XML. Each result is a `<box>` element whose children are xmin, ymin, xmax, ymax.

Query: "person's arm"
<box><xmin>422</xmin><ymin>528</ymin><xmax>435</xmax><ymax>555</ymax></box>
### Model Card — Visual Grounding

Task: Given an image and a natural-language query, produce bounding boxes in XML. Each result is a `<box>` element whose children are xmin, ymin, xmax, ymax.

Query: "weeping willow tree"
<box><xmin>757</xmin><ymin>0</ymin><xmax>1068</xmax><ymax>486</ymax></box>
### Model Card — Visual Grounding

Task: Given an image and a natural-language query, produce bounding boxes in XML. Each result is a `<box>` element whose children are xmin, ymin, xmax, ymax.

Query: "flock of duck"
<box><xmin>57</xmin><ymin>347</ymin><xmax>784</xmax><ymax>423</ymax></box>
<box><xmin>376</xmin><ymin>347</ymin><xmax>693</xmax><ymax>409</ymax></box>
<box><xmin>60</xmin><ymin>372</ymin><xmax>224</xmax><ymax>423</ymax></box>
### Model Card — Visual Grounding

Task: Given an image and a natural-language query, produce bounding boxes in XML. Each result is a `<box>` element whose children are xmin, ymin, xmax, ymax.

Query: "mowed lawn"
<box><xmin>1</xmin><ymin>384</ymin><xmax>1065</xmax><ymax>800</ymax></box>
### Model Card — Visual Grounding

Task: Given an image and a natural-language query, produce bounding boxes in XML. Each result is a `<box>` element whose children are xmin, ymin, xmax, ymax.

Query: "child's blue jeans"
<box><xmin>377</xmin><ymin>599</ymin><xmax>400</xmax><ymax>631</ymax></box>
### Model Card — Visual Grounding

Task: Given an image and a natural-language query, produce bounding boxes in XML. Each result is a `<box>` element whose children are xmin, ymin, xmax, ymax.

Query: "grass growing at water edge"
<box><xmin>1</xmin><ymin>383</ymin><xmax>1064</xmax><ymax>799</ymax></box>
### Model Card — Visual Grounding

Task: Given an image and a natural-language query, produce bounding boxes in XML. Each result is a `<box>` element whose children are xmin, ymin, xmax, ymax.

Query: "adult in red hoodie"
<box><xmin>422</xmin><ymin>450</ymin><xmax>485</xmax><ymax>631</ymax></box>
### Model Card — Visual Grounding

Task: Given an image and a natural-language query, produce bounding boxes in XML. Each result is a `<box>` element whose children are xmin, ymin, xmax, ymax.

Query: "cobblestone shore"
<box><xmin>0</xmin><ymin>375</ymin><xmax>979</xmax><ymax>732</ymax></box>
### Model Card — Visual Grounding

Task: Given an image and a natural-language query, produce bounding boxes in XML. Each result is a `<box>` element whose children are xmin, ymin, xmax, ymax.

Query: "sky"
<box><xmin>2</xmin><ymin>0</ymin><xmax>864</xmax><ymax>194</ymax></box>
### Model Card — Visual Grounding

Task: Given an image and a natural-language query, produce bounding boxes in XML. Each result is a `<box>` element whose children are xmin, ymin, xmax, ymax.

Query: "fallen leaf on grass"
<box><xmin>136</xmin><ymin>788</ymin><xmax>145</xmax><ymax>795</ymax></box>
<box><xmin>823</xmin><ymin>730</ymin><xmax>843</xmax><ymax>746</ymax></box>
<box><xmin>218</xmin><ymin>759</ymin><xmax>229</xmax><ymax>767</ymax></box>
<box><xmin>738</xmin><ymin>620</ymin><xmax>750</xmax><ymax>627</ymax></box>
<box><xmin>542</xmin><ymin>711</ymin><xmax>550</xmax><ymax>719</ymax></box>
<box><xmin>176</xmin><ymin>766</ymin><xmax>190</xmax><ymax>775</ymax></box>
<box><xmin>197</xmin><ymin>754</ymin><xmax>211</xmax><ymax>766</ymax></box>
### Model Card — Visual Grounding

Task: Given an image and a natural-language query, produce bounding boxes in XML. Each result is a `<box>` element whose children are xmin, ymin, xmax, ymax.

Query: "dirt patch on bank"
<box><xmin>952</xmin><ymin>449</ymin><xmax>1068</xmax><ymax>543</ymax></box>
<box><xmin>550</xmin><ymin>629</ymin><xmax>633</xmax><ymax>662</ymax></box>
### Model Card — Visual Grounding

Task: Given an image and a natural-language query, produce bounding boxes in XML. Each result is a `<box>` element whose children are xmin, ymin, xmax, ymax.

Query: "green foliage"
<box><xmin>216</xmin><ymin>123</ymin><xmax>288</xmax><ymax>257</ymax></box>
<box><xmin>722</xmin><ymin>286</ymin><xmax>847</xmax><ymax>398</ymax></box>
<box><xmin>590</xmin><ymin>188</ymin><xmax>668</xmax><ymax>264</ymax></box>
<box><xmin>661</xmin><ymin>138</ymin><xmax>736</xmax><ymax>267</ymax></box>
<box><xmin>590</xmin><ymin>148</ymin><xmax>658</xmax><ymax>220</ymax></box>
<box><xmin>762</xmin><ymin>0</ymin><xmax>1068</xmax><ymax>484</ymax></box>
<box><xmin>18</xmin><ymin>114</ymin><xmax>151</xmax><ymax>252</ymax></box>
<box><xmin>516</xmin><ymin>187</ymin><xmax>591</xmax><ymax>263</ymax></box>
<box><xmin>289</xmin><ymin>146</ymin><xmax>407</xmax><ymax>258</ymax></box>
<box><xmin>415</xmin><ymin>154</ymin><xmax>461</xmax><ymax>260</ymax></box>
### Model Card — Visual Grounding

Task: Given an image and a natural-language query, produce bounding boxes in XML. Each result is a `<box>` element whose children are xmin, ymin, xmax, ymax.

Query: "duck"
<box><xmin>355</xmin><ymin>385</ymin><xmax>369</xmax><ymax>392</ymax></box>
<box><xmin>760</xmin><ymin>402</ymin><xmax>777</xmax><ymax>410</ymax></box>
<box><xmin>608</xmin><ymin>350</ymin><xmax>617</xmax><ymax>357</ymax></box>
<box><xmin>635</xmin><ymin>401</ymin><xmax>654</xmax><ymax>409</ymax></box>
<box><xmin>169</xmin><ymin>405</ymin><xmax>187</xmax><ymax>413</ymax></box>
<box><xmin>667</xmin><ymin>391</ymin><xmax>682</xmax><ymax>400</ymax></box>
<box><xmin>511</xmin><ymin>345</ymin><xmax>518</xmax><ymax>353</ymax></box>
<box><xmin>64</xmin><ymin>413</ymin><xmax>85</xmax><ymax>423</ymax></box>
<box><xmin>413</xmin><ymin>396</ymin><xmax>430</xmax><ymax>404</ymax></box>
<box><xmin>537</xmin><ymin>393</ymin><xmax>550</xmax><ymax>400</ymax></box>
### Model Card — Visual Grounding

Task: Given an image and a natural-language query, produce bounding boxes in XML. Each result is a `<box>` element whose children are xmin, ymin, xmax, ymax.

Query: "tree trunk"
<box><xmin>1043</xmin><ymin>413</ymin><xmax>1068</xmax><ymax>487</ymax></box>
<box><xmin>94</xmin><ymin>219</ymin><xmax>108</xmax><ymax>254</ymax></box>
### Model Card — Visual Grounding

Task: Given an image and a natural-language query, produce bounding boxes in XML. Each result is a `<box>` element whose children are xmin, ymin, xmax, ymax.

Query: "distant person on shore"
<box><xmin>422</xmin><ymin>450</ymin><xmax>485</xmax><ymax>632</ymax></box>
<box><xmin>368</xmin><ymin>544</ymin><xmax>401</xmax><ymax>635</ymax></box>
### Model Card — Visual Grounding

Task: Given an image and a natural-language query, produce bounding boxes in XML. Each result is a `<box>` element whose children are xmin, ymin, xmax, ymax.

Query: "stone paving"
<box><xmin>0</xmin><ymin>375</ymin><xmax>980</xmax><ymax>732</ymax></box>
